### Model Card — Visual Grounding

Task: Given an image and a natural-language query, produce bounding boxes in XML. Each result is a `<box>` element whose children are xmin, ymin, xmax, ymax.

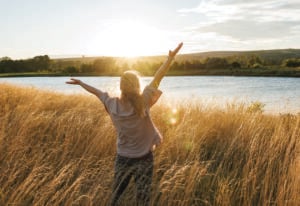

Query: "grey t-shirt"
<box><xmin>98</xmin><ymin>85</ymin><xmax>163</xmax><ymax>158</ymax></box>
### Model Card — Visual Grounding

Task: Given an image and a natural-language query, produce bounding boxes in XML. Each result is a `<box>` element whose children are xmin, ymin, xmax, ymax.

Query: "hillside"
<box><xmin>175</xmin><ymin>49</ymin><xmax>300</xmax><ymax>62</ymax></box>
<box><xmin>53</xmin><ymin>49</ymin><xmax>300</xmax><ymax>62</ymax></box>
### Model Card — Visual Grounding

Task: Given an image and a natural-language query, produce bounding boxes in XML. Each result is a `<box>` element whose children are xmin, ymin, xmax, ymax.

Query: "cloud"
<box><xmin>178</xmin><ymin>0</ymin><xmax>300</xmax><ymax>22</ymax></box>
<box><xmin>197</xmin><ymin>20</ymin><xmax>300</xmax><ymax>40</ymax></box>
<box><xmin>177</xmin><ymin>0</ymin><xmax>300</xmax><ymax>43</ymax></box>
<box><xmin>178</xmin><ymin>0</ymin><xmax>240</xmax><ymax>23</ymax></box>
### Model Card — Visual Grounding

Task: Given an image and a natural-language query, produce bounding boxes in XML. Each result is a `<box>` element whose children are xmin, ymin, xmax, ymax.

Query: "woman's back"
<box><xmin>97</xmin><ymin>85</ymin><xmax>163</xmax><ymax>158</ymax></box>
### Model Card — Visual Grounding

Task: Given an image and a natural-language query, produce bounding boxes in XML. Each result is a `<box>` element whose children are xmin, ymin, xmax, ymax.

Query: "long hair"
<box><xmin>120</xmin><ymin>71</ymin><xmax>145</xmax><ymax>117</ymax></box>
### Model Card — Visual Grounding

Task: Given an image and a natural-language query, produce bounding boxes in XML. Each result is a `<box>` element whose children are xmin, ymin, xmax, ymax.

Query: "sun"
<box><xmin>87</xmin><ymin>20</ymin><xmax>170</xmax><ymax>57</ymax></box>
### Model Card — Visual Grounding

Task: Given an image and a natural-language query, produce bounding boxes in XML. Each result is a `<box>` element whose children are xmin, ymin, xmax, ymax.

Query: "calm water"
<box><xmin>1</xmin><ymin>76</ymin><xmax>299</xmax><ymax>113</ymax></box>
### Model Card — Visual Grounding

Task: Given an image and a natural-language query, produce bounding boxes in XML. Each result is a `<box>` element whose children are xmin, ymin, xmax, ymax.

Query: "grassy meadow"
<box><xmin>0</xmin><ymin>83</ymin><xmax>299</xmax><ymax>206</ymax></box>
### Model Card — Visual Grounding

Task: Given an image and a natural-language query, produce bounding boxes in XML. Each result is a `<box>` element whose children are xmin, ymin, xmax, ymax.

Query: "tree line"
<box><xmin>1</xmin><ymin>53</ymin><xmax>300</xmax><ymax>76</ymax></box>
<box><xmin>0</xmin><ymin>55</ymin><xmax>51</xmax><ymax>73</ymax></box>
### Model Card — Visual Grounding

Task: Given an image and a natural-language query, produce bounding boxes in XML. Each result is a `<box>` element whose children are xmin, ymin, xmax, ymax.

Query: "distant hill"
<box><xmin>178</xmin><ymin>49</ymin><xmax>300</xmax><ymax>62</ymax></box>
<box><xmin>53</xmin><ymin>49</ymin><xmax>300</xmax><ymax>65</ymax></box>
<box><xmin>181</xmin><ymin>49</ymin><xmax>300</xmax><ymax>57</ymax></box>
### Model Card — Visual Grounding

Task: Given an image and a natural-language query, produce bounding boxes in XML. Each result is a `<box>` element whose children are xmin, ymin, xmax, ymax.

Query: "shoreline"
<box><xmin>1</xmin><ymin>70</ymin><xmax>300</xmax><ymax>78</ymax></box>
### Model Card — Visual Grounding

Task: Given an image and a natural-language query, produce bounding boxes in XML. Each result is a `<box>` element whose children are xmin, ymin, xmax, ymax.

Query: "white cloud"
<box><xmin>178</xmin><ymin>0</ymin><xmax>241</xmax><ymax>23</ymax></box>
<box><xmin>178</xmin><ymin>0</ymin><xmax>300</xmax><ymax>23</ymax></box>
<box><xmin>198</xmin><ymin>20</ymin><xmax>300</xmax><ymax>40</ymax></box>
<box><xmin>176</xmin><ymin>0</ymin><xmax>300</xmax><ymax>50</ymax></box>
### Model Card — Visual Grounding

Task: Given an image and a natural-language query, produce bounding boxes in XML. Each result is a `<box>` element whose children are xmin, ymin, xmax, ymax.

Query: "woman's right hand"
<box><xmin>66</xmin><ymin>78</ymin><xmax>82</xmax><ymax>85</ymax></box>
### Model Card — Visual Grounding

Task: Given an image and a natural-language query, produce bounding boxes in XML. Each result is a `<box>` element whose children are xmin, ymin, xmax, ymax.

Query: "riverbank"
<box><xmin>1</xmin><ymin>84</ymin><xmax>299</xmax><ymax>205</ymax></box>
<box><xmin>1</xmin><ymin>66</ymin><xmax>300</xmax><ymax>78</ymax></box>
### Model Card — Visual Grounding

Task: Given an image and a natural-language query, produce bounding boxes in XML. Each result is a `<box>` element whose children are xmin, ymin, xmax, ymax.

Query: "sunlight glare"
<box><xmin>89</xmin><ymin>20</ymin><xmax>169</xmax><ymax>57</ymax></box>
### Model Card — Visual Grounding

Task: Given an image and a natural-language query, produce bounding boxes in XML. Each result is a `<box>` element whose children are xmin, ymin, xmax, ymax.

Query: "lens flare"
<box><xmin>167</xmin><ymin>107</ymin><xmax>179</xmax><ymax>125</ymax></box>
<box><xmin>170</xmin><ymin>117</ymin><xmax>177</xmax><ymax>125</ymax></box>
<box><xmin>172</xmin><ymin>108</ymin><xmax>178</xmax><ymax>114</ymax></box>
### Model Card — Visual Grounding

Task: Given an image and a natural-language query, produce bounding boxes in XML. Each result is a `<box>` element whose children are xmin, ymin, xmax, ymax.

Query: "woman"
<box><xmin>66</xmin><ymin>42</ymin><xmax>183</xmax><ymax>206</ymax></box>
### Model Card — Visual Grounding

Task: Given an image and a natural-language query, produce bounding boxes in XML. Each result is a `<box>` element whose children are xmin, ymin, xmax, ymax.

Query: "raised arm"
<box><xmin>149</xmin><ymin>42</ymin><xmax>183</xmax><ymax>88</ymax></box>
<box><xmin>66</xmin><ymin>78</ymin><xmax>103</xmax><ymax>97</ymax></box>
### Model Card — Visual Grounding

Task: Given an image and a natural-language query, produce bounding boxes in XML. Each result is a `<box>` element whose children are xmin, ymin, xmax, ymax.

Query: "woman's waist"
<box><xmin>117</xmin><ymin>150</ymin><xmax>153</xmax><ymax>161</ymax></box>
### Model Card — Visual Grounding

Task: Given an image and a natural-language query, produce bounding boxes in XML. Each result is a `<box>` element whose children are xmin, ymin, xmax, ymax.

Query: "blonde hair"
<box><xmin>120</xmin><ymin>71</ymin><xmax>145</xmax><ymax>117</ymax></box>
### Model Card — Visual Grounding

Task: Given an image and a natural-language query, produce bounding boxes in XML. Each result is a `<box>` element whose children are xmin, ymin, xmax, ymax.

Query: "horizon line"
<box><xmin>2</xmin><ymin>48</ymin><xmax>300</xmax><ymax>60</ymax></box>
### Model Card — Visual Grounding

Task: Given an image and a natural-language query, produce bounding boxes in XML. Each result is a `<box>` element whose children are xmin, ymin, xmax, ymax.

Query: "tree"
<box><xmin>283</xmin><ymin>58</ymin><xmax>300</xmax><ymax>67</ymax></box>
<box><xmin>132</xmin><ymin>60</ymin><xmax>153</xmax><ymax>75</ymax></box>
<box><xmin>0</xmin><ymin>56</ymin><xmax>11</xmax><ymax>61</ymax></box>
<box><xmin>247</xmin><ymin>55</ymin><xmax>263</xmax><ymax>68</ymax></box>
<box><xmin>63</xmin><ymin>66</ymin><xmax>77</xmax><ymax>73</ymax></box>
<box><xmin>93</xmin><ymin>57</ymin><xmax>118</xmax><ymax>73</ymax></box>
<box><xmin>204</xmin><ymin>57</ymin><xmax>229</xmax><ymax>70</ymax></box>
<box><xmin>32</xmin><ymin>55</ymin><xmax>51</xmax><ymax>71</ymax></box>
<box><xmin>231</xmin><ymin>61</ymin><xmax>241</xmax><ymax>69</ymax></box>
<box><xmin>0</xmin><ymin>59</ymin><xmax>14</xmax><ymax>73</ymax></box>
<box><xmin>80</xmin><ymin>63</ymin><xmax>94</xmax><ymax>73</ymax></box>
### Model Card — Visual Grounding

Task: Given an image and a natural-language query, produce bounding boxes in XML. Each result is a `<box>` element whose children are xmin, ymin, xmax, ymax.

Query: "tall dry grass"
<box><xmin>0</xmin><ymin>83</ymin><xmax>299</xmax><ymax>206</ymax></box>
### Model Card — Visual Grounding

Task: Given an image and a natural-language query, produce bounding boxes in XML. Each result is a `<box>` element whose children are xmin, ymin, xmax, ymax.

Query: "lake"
<box><xmin>0</xmin><ymin>76</ymin><xmax>299</xmax><ymax>113</ymax></box>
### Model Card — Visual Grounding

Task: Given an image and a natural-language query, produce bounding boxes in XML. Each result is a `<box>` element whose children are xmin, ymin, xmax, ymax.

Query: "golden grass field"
<box><xmin>0</xmin><ymin>83</ymin><xmax>299</xmax><ymax>206</ymax></box>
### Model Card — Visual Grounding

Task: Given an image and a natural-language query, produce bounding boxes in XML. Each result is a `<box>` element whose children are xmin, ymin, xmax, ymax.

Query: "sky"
<box><xmin>1</xmin><ymin>0</ymin><xmax>300</xmax><ymax>59</ymax></box>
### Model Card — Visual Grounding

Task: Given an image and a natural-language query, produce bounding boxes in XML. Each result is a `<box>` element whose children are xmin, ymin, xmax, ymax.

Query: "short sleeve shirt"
<box><xmin>97</xmin><ymin>85</ymin><xmax>163</xmax><ymax>158</ymax></box>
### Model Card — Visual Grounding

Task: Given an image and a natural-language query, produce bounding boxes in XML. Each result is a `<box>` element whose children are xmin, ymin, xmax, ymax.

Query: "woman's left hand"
<box><xmin>169</xmin><ymin>42</ymin><xmax>183</xmax><ymax>58</ymax></box>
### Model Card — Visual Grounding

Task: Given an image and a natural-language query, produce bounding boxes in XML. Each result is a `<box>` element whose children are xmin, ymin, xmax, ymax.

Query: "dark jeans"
<box><xmin>110</xmin><ymin>152</ymin><xmax>153</xmax><ymax>206</ymax></box>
